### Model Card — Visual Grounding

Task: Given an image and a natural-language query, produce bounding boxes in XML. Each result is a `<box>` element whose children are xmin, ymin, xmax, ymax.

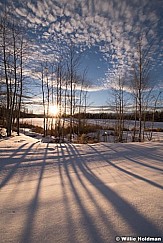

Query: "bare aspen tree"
<box><xmin>62</xmin><ymin>75</ymin><xmax>68</xmax><ymax>141</ymax></box>
<box><xmin>0</xmin><ymin>11</ymin><xmax>28</xmax><ymax>136</ymax></box>
<box><xmin>55</xmin><ymin>61</ymin><xmax>64</xmax><ymax>142</ymax></box>
<box><xmin>117</xmin><ymin>76</ymin><xmax>125</xmax><ymax>142</ymax></box>
<box><xmin>78</xmin><ymin>69</ymin><xmax>88</xmax><ymax>135</ymax></box>
<box><xmin>130</xmin><ymin>24</ymin><xmax>160</xmax><ymax>141</ymax></box>
<box><xmin>83</xmin><ymin>88</ymin><xmax>89</xmax><ymax>129</ymax></box>
<box><xmin>1</xmin><ymin>16</ymin><xmax>16</xmax><ymax>135</ymax></box>
<box><xmin>66</xmin><ymin>45</ymin><xmax>80</xmax><ymax>141</ymax></box>
<box><xmin>45</xmin><ymin>66</ymin><xmax>50</xmax><ymax>135</ymax></box>
<box><xmin>147</xmin><ymin>91</ymin><xmax>162</xmax><ymax>141</ymax></box>
<box><xmin>16</xmin><ymin>35</ymin><xmax>24</xmax><ymax>135</ymax></box>
<box><xmin>111</xmin><ymin>75</ymin><xmax>126</xmax><ymax>142</ymax></box>
<box><xmin>50</xmin><ymin>63</ymin><xmax>55</xmax><ymax>135</ymax></box>
<box><xmin>78</xmin><ymin>75</ymin><xmax>84</xmax><ymax>135</ymax></box>
<box><xmin>0</xmin><ymin>20</ymin><xmax>6</xmax><ymax>126</ymax></box>
<box><xmin>132</xmin><ymin>78</ymin><xmax>138</xmax><ymax>142</ymax></box>
<box><xmin>0</xmin><ymin>14</ymin><xmax>11</xmax><ymax>136</ymax></box>
<box><xmin>142</xmin><ymin>88</ymin><xmax>154</xmax><ymax>140</ymax></box>
<box><xmin>41</xmin><ymin>63</ymin><xmax>46</xmax><ymax>137</ymax></box>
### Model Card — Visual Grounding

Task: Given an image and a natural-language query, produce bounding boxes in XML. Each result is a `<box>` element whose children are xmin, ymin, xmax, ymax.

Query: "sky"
<box><xmin>0</xmin><ymin>0</ymin><xmax>163</xmax><ymax>113</ymax></box>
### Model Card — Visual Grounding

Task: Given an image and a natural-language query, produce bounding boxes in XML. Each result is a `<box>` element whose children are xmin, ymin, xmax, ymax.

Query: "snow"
<box><xmin>20</xmin><ymin>118</ymin><xmax>163</xmax><ymax>143</ymax></box>
<box><xmin>0</xmin><ymin>134</ymin><xmax>163</xmax><ymax>243</ymax></box>
<box><xmin>22</xmin><ymin>118</ymin><xmax>163</xmax><ymax>130</ymax></box>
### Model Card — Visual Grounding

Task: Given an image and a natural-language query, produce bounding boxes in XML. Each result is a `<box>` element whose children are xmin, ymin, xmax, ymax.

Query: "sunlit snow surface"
<box><xmin>0</xmin><ymin>134</ymin><xmax>163</xmax><ymax>243</ymax></box>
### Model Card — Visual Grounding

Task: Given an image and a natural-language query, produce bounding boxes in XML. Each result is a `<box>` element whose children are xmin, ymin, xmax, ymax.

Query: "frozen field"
<box><xmin>0</xmin><ymin>134</ymin><xmax>163</xmax><ymax>243</ymax></box>
<box><xmin>22</xmin><ymin>118</ymin><xmax>163</xmax><ymax>130</ymax></box>
<box><xmin>21</xmin><ymin>118</ymin><xmax>163</xmax><ymax>142</ymax></box>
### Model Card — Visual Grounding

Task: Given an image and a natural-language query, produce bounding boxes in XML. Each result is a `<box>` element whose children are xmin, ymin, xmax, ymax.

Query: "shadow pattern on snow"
<box><xmin>89</xmin><ymin>144</ymin><xmax>163</xmax><ymax>190</ymax></box>
<box><xmin>21</xmin><ymin>143</ymin><xmax>48</xmax><ymax>243</ymax></box>
<box><xmin>0</xmin><ymin>141</ymin><xmax>40</xmax><ymax>188</ymax></box>
<box><xmin>1</xmin><ymin>141</ymin><xmax>162</xmax><ymax>243</ymax></box>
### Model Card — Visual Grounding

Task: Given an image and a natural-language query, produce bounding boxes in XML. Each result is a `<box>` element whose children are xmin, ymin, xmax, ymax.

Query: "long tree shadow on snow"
<box><xmin>102</xmin><ymin>143</ymin><xmax>163</xmax><ymax>170</ymax></box>
<box><xmin>64</xmin><ymin>143</ymin><xmax>162</xmax><ymax>238</ymax></box>
<box><xmin>0</xmin><ymin>143</ymin><xmax>28</xmax><ymax>171</ymax></box>
<box><xmin>89</xmin><ymin>145</ymin><xmax>163</xmax><ymax>189</ymax></box>
<box><xmin>0</xmin><ymin>141</ymin><xmax>40</xmax><ymax>188</ymax></box>
<box><xmin>11</xmin><ymin>141</ymin><xmax>162</xmax><ymax>243</ymax></box>
<box><xmin>121</xmin><ymin>143</ymin><xmax>163</xmax><ymax>162</ymax></box>
<box><xmin>21</xmin><ymin>143</ymin><xmax>48</xmax><ymax>243</ymax></box>
<box><xmin>56</xmin><ymin>144</ymin><xmax>83</xmax><ymax>243</ymax></box>
<box><xmin>100</xmin><ymin>143</ymin><xmax>163</xmax><ymax>188</ymax></box>
<box><xmin>58</xmin><ymin>143</ymin><xmax>118</xmax><ymax>243</ymax></box>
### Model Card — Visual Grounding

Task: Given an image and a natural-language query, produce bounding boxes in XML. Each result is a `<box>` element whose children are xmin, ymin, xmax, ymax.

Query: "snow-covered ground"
<box><xmin>20</xmin><ymin>118</ymin><xmax>163</xmax><ymax>143</ymax></box>
<box><xmin>0</xmin><ymin>134</ymin><xmax>163</xmax><ymax>243</ymax></box>
<box><xmin>21</xmin><ymin>118</ymin><xmax>163</xmax><ymax>130</ymax></box>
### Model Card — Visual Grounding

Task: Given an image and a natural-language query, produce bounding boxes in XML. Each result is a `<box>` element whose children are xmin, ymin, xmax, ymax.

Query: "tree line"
<box><xmin>0</xmin><ymin>12</ymin><xmax>89</xmax><ymax>140</ymax></box>
<box><xmin>108</xmin><ymin>29</ymin><xmax>162</xmax><ymax>142</ymax></box>
<box><xmin>73</xmin><ymin>111</ymin><xmax>163</xmax><ymax>122</ymax></box>
<box><xmin>0</xmin><ymin>11</ymin><xmax>30</xmax><ymax>136</ymax></box>
<box><xmin>38</xmin><ymin>47</ymin><xmax>89</xmax><ymax>141</ymax></box>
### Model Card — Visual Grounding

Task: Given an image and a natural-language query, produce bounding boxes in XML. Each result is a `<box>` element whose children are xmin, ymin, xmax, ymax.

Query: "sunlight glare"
<box><xmin>49</xmin><ymin>105</ymin><xmax>59</xmax><ymax>116</ymax></box>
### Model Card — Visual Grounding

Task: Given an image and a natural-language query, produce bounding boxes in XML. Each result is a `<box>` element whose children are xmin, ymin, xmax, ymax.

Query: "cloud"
<box><xmin>1</xmin><ymin>0</ymin><xmax>162</xmax><ymax>95</ymax></box>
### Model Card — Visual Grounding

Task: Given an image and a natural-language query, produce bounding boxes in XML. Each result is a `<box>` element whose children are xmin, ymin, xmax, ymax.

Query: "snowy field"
<box><xmin>21</xmin><ymin>118</ymin><xmax>163</xmax><ymax>130</ymax></box>
<box><xmin>0</xmin><ymin>134</ymin><xmax>163</xmax><ymax>243</ymax></box>
<box><xmin>21</xmin><ymin>118</ymin><xmax>163</xmax><ymax>142</ymax></box>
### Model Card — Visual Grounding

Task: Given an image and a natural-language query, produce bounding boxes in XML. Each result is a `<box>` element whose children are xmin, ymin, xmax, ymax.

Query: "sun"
<box><xmin>49</xmin><ymin>105</ymin><xmax>59</xmax><ymax>116</ymax></box>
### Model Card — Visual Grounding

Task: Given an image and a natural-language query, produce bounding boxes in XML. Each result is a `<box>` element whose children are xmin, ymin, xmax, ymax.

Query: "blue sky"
<box><xmin>0</xmin><ymin>0</ymin><xmax>163</xmax><ymax>113</ymax></box>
